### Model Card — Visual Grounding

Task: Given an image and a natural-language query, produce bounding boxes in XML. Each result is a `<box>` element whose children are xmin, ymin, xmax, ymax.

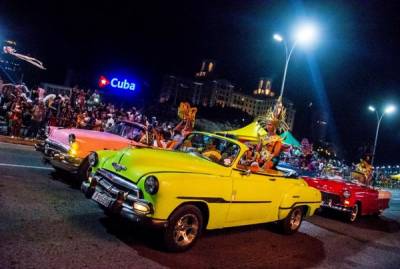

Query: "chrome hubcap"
<box><xmin>173</xmin><ymin>213</ymin><xmax>199</xmax><ymax>247</ymax></box>
<box><xmin>350</xmin><ymin>205</ymin><xmax>358</xmax><ymax>221</ymax></box>
<box><xmin>289</xmin><ymin>208</ymin><xmax>302</xmax><ymax>230</ymax></box>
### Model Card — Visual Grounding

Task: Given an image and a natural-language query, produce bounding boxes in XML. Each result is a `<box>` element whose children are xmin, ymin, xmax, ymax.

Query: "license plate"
<box><xmin>92</xmin><ymin>192</ymin><xmax>113</xmax><ymax>208</ymax></box>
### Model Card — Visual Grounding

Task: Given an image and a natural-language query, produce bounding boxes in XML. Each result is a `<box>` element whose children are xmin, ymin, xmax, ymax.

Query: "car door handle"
<box><xmin>240</xmin><ymin>170</ymin><xmax>251</xmax><ymax>176</ymax></box>
<box><xmin>269</xmin><ymin>178</ymin><xmax>276</xmax><ymax>181</ymax></box>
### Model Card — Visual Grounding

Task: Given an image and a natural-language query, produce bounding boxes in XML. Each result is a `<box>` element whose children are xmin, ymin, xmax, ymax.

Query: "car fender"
<box><xmin>91</xmin><ymin>150</ymin><xmax>117</xmax><ymax>173</ymax></box>
<box><xmin>277</xmin><ymin>185</ymin><xmax>321</xmax><ymax>220</ymax></box>
<box><xmin>136</xmin><ymin>172</ymin><xmax>232</xmax><ymax>229</ymax></box>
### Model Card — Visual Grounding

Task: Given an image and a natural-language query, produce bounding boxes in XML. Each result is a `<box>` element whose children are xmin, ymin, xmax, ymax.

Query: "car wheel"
<box><xmin>279</xmin><ymin>206</ymin><xmax>304</xmax><ymax>234</ymax></box>
<box><xmin>163</xmin><ymin>205</ymin><xmax>203</xmax><ymax>252</ymax></box>
<box><xmin>77</xmin><ymin>158</ymin><xmax>91</xmax><ymax>182</ymax></box>
<box><xmin>347</xmin><ymin>203</ymin><xmax>359</xmax><ymax>223</ymax></box>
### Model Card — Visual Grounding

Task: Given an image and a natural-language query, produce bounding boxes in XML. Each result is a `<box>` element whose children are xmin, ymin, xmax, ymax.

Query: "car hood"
<box><xmin>101</xmin><ymin>147</ymin><xmax>231</xmax><ymax>184</ymax></box>
<box><xmin>49</xmin><ymin>128</ymin><xmax>130</xmax><ymax>145</ymax></box>
<box><xmin>48</xmin><ymin>127</ymin><xmax>139</xmax><ymax>158</ymax></box>
<box><xmin>302</xmin><ymin>176</ymin><xmax>371</xmax><ymax>194</ymax></box>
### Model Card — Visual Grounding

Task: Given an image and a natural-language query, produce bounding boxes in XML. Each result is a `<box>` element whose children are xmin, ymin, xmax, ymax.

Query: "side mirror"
<box><xmin>240</xmin><ymin>169</ymin><xmax>251</xmax><ymax>176</ymax></box>
<box><xmin>285</xmin><ymin>171</ymin><xmax>299</xmax><ymax>178</ymax></box>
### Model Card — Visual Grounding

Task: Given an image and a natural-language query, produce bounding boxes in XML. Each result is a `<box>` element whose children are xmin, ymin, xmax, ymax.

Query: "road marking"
<box><xmin>0</xmin><ymin>142</ymin><xmax>35</xmax><ymax>150</ymax></box>
<box><xmin>0</xmin><ymin>163</ymin><xmax>54</xmax><ymax>170</ymax></box>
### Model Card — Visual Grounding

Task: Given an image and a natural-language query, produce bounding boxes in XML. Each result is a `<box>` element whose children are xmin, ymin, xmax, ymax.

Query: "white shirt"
<box><xmin>106</xmin><ymin>118</ymin><xmax>115</xmax><ymax>130</ymax></box>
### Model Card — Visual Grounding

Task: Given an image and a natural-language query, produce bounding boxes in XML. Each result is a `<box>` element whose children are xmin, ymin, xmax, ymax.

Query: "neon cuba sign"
<box><xmin>98</xmin><ymin>75</ymin><xmax>136</xmax><ymax>91</ymax></box>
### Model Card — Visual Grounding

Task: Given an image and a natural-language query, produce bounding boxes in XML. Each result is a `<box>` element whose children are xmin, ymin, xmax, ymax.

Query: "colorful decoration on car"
<box><xmin>178</xmin><ymin>102</ymin><xmax>198</xmax><ymax>129</ymax></box>
<box><xmin>256</xmin><ymin>96</ymin><xmax>289</xmax><ymax>134</ymax></box>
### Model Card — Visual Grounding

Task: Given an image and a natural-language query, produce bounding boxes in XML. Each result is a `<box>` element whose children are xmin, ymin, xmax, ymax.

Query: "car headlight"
<box><xmin>133</xmin><ymin>202</ymin><xmax>151</xmax><ymax>214</ymax></box>
<box><xmin>144</xmin><ymin>175</ymin><xmax>159</xmax><ymax>195</ymax></box>
<box><xmin>88</xmin><ymin>152</ymin><xmax>98</xmax><ymax>167</ymax></box>
<box><xmin>68</xmin><ymin>141</ymin><xmax>79</xmax><ymax>157</ymax></box>
<box><xmin>343</xmin><ymin>190</ymin><xmax>351</xmax><ymax>198</ymax></box>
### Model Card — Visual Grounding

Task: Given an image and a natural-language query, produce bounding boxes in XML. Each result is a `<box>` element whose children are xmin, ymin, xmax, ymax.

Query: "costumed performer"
<box><xmin>257</xmin><ymin>96</ymin><xmax>289</xmax><ymax>170</ymax></box>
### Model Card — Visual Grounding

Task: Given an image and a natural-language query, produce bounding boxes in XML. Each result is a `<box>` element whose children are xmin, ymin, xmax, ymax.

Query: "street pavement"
<box><xmin>0</xmin><ymin>142</ymin><xmax>399</xmax><ymax>269</ymax></box>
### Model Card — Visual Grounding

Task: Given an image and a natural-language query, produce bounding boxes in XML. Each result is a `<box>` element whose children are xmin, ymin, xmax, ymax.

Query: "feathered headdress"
<box><xmin>257</xmin><ymin>96</ymin><xmax>289</xmax><ymax>133</ymax></box>
<box><xmin>178</xmin><ymin>102</ymin><xmax>198</xmax><ymax>128</ymax></box>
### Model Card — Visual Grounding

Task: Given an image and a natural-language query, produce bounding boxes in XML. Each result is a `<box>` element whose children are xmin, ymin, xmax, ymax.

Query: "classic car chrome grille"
<box><xmin>45</xmin><ymin>139</ymin><xmax>69</xmax><ymax>154</ymax></box>
<box><xmin>321</xmin><ymin>191</ymin><xmax>341</xmax><ymax>204</ymax></box>
<box><xmin>95</xmin><ymin>169</ymin><xmax>141</xmax><ymax>199</ymax></box>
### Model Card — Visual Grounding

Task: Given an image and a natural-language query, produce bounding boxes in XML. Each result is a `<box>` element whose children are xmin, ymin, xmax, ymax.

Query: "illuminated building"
<box><xmin>253</xmin><ymin>78</ymin><xmax>275</xmax><ymax>97</ymax></box>
<box><xmin>195</xmin><ymin>60</ymin><xmax>215</xmax><ymax>78</ymax></box>
<box><xmin>227</xmin><ymin>92</ymin><xmax>295</xmax><ymax>130</ymax></box>
<box><xmin>159</xmin><ymin>60</ymin><xmax>296</xmax><ymax>130</ymax></box>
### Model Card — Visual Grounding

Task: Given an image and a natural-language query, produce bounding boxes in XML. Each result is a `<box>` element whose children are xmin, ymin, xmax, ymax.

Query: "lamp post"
<box><xmin>273</xmin><ymin>23</ymin><xmax>318</xmax><ymax>99</ymax></box>
<box><xmin>368</xmin><ymin>105</ymin><xmax>396</xmax><ymax>166</ymax></box>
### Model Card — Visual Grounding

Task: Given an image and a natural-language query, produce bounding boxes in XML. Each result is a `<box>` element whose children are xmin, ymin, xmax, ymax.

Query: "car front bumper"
<box><xmin>320</xmin><ymin>201</ymin><xmax>352</xmax><ymax>213</ymax></box>
<box><xmin>36</xmin><ymin>139</ymin><xmax>82</xmax><ymax>173</ymax></box>
<box><xmin>81</xmin><ymin>169</ymin><xmax>167</xmax><ymax>229</ymax></box>
<box><xmin>319</xmin><ymin>191</ymin><xmax>352</xmax><ymax>213</ymax></box>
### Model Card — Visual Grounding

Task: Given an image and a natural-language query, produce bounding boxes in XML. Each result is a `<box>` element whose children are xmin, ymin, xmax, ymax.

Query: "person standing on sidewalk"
<box><xmin>9</xmin><ymin>100</ymin><xmax>23</xmax><ymax>138</ymax></box>
<box><xmin>20</xmin><ymin>105</ymin><xmax>32</xmax><ymax>138</ymax></box>
<box><xmin>29</xmin><ymin>101</ymin><xmax>45</xmax><ymax>139</ymax></box>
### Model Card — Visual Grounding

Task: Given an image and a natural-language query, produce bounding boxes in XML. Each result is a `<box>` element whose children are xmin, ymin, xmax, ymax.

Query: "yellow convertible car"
<box><xmin>81</xmin><ymin>132</ymin><xmax>321</xmax><ymax>252</ymax></box>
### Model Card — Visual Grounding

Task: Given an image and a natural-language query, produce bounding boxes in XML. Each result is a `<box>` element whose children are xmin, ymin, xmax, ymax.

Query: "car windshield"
<box><xmin>319</xmin><ymin>167</ymin><xmax>346</xmax><ymax>180</ymax></box>
<box><xmin>319</xmin><ymin>166</ymin><xmax>362</xmax><ymax>183</ymax></box>
<box><xmin>176</xmin><ymin>133</ymin><xmax>240</xmax><ymax>167</ymax></box>
<box><xmin>107</xmin><ymin>122</ymin><xmax>146</xmax><ymax>142</ymax></box>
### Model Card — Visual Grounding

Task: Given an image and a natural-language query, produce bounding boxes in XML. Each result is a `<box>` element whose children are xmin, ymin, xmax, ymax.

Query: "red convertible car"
<box><xmin>302</xmin><ymin>172</ymin><xmax>391</xmax><ymax>222</ymax></box>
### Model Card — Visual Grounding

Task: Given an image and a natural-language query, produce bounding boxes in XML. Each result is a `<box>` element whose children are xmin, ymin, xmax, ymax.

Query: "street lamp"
<box><xmin>273</xmin><ymin>23</ymin><xmax>318</xmax><ymax>99</ymax></box>
<box><xmin>273</xmin><ymin>34</ymin><xmax>283</xmax><ymax>42</ymax></box>
<box><xmin>368</xmin><ymin>104</ymin><xmax>396</xmax><ymax>166</ymax></box>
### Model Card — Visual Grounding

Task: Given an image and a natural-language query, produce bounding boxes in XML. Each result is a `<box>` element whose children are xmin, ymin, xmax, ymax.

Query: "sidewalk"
<box><xmin>0</xmin><ymin>135</ymin><xmax>41</xmax><ymax>147</ymax></box>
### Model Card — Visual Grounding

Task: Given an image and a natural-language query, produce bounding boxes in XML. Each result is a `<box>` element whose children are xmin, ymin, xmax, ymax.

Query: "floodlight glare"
<box><xmin>368</xmin><ymin>105</ymin><xmax>376</xmax><ymax>112</ymax></box>
<box><xmin>295</xmin><ymin>23</ymin><xmax>318</xmax><ymax>44</ymax></box>
<box><xmin>273</xmin><ymin>34</ymin><xmax>283</xmax><ymax>42</ymax></box>
<box><xmin>384</xmin><ymin>105</ymin><xmax>396</xmax><ymax>114</ymax></box>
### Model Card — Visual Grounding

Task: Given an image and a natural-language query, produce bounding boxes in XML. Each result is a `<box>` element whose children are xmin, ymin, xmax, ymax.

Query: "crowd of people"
<box><xmin>0</xmin><ymin>79</ymin><xmax>190</xmax><ymax>148</ymax></box>
<box><xmin>1</xmin><ymin>78</ymin><xmax>397</xmax><ymax>185</ymax></box>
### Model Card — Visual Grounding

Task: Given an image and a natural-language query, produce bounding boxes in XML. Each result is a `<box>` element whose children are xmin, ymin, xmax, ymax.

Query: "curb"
<box><xmin>0</xmin><ymin>135</ymin><xmax>41</xmax><ymax>147</ymax></box>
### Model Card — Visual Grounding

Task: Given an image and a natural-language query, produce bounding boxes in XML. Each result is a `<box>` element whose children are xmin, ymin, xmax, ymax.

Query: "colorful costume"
<box><xmin>301</xmin><ymin>138</ymin><xmax>313</xmax><ymax>169</ymax></box>
<box><xmin>353</xmin><ymin>158</ymin><xmax>373</xmax><ymax>185</ymax></box>
<box><xmin>256</xmin><ymin>96</ymin><xmax>289</xmax><ymax>170</ymax></box>
<box><xmin>177</xmin><ymin>102</ymin><xmax>198</xmax><ymax>131</ymax></box>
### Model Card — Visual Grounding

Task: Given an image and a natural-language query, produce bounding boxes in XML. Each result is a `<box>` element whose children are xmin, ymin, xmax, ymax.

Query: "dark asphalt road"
<box><xmin>0</xmin><ymin>142</ymin><xmax>399</xmax><ymax>269</ymax></box>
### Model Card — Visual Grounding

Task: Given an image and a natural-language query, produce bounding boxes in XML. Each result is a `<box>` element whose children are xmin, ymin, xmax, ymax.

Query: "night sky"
<box><xmin>0</xmin><ymin>0</ymin><xmax>399</xmax><ymax>165</ymax></box>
